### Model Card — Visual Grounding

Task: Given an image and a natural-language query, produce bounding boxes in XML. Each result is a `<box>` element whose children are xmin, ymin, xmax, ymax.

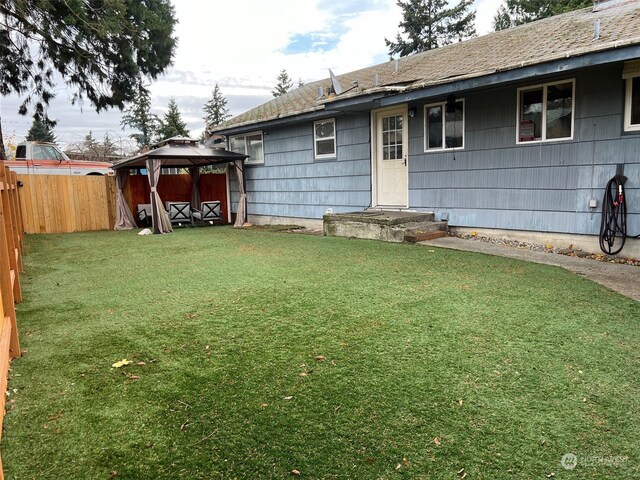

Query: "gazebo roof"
<box><xmin>112</xmin><ymin>139</ymin><xmax>248</xmax><ymax>170</ymax></box>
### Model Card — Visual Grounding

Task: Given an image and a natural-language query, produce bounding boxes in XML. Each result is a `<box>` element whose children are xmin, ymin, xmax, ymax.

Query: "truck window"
<box><xmin>32</xmin><ymin>145</ymin><xmax>63</xmax><ymax>160</ymax></box>
<box><xmin>16</xmin><ymin>145</ymin><xmax>26</xmax><ymax>159</ymax></box>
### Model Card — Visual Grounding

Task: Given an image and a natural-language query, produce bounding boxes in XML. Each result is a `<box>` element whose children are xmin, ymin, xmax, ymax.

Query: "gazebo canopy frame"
<box><xmin>111</xmin><ymin>137</ymin><xmax>249</xmax><ymax>234</ymax></box>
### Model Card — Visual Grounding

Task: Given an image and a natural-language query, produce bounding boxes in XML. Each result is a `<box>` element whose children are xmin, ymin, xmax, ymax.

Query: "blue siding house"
<box><xmin>212</xmin><ymin>1</ymin><xmax>640</xmax><ymax>255</ymax></box>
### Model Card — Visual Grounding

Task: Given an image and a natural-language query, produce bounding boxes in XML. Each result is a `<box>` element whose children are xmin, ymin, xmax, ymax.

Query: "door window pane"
<box><xmin>381</xmin><ymin>114</ymin><xmax>403</xmax><ymax>160</ymax></box>
<box><xmin>546</xmin><ymin>82</ymin><xmax>573</xmax><ymax>139</ymax></box>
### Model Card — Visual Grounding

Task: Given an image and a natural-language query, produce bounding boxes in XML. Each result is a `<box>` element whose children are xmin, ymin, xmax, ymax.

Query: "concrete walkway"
<box><xmin>419</xmin><ymin>236</ymin><xmax>640</xmax><ymax>302</ymax></box>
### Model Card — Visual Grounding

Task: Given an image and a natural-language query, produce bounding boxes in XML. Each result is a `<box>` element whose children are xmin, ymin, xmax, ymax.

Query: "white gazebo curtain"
<box><xmin>114</xmin><ymin>169</ymin><xmax>136</xmax><ymax>230</ymax></box>
<box><xmin>146</xmin><ymin>158</ymin><xmax>172</xmax><ymax>234</ymax></box>
<box><xmin>234</xmin><ymin>160</ymin><xmax>246</xmax><ymax>227</ymax></box>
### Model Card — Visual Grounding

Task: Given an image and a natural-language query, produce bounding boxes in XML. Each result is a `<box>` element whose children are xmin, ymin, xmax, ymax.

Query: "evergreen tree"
<box><xmin>25</xmin><ymin>115</ymin><xmax>56</xmax><ymax>143</ymax></box>
<box><xmin>493</xmin><ymin>0</ymin><xmax>591</xmax><ymax>31</ymax></box>
<box><xmin>121</xmin><ymin>81</ymin><xmax>158</xmax><ymax>148</ymax></box>
<box><xmin>385</xmin><ymin>0</ymin><xmax>476</xmax><ymax>57</ymax></box>
<box><xmin>203</xmin><ymin>84</ymin><xmax>231</xmax><ymax>131</ymax></box>
<box><xmin>156</xmin><ymin>98</ymin><xmax>190</xmax><ymax>141</ymax></box>
<box><xmin>298</xmin><ymin>78</ymin><xmax>305</xmax><ymax>88</ymax></box>
<box><xmin>0</xmin><ymin>0</ymin><xmax>177</xmax><ymax>159</ymax></box>
<box><xmin>272</xmin><ymin>70</ymin><xmax>294</xmax><ymax>97</ymax></box>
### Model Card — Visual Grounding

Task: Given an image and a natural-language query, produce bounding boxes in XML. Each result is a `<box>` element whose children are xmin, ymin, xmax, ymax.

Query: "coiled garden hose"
<box><xmin>599</xmin><ymin>174</ymin><xmax>640</xmax><ymax>255</ymax></box>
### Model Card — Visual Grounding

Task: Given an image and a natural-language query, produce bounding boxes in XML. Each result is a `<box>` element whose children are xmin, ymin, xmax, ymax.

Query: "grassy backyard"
<box><xmin>3</xmin><ymin>227</ymin><xmax>639</xmax><ymax>479</ymax></box>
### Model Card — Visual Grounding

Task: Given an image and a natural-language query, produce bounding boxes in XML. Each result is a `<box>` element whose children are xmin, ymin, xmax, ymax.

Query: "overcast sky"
<box><xmin>0</xmin><ymin>0</ymin><xmax>502</xmax><ymax>151</ymax></box>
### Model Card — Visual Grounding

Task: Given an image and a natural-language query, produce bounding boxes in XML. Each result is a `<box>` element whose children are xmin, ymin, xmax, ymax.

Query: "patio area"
<box><xmin>3</xmin><ymin>227</ymin><xmax>639</xmax><ymax>479</ymax></box>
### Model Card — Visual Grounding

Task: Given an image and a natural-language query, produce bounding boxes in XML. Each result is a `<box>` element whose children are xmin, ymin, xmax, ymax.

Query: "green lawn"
<box><xmin>3</xmin><ymin>227</ymin><xmax>639</xmax><ymax>479</ymax></box>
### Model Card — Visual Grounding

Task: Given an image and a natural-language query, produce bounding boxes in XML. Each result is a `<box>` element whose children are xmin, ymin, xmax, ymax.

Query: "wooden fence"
<box><xmin>0</xmin><ymin>162</ymin><xmax>24</xmax><ymax>480</ymax></box>
<box><xmin>18</xmin><ymin>172</ymin><xmax>229</xmax><ymax>234</ymax></box>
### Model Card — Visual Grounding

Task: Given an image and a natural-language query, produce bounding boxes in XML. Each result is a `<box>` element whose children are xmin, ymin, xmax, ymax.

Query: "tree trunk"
<box><xmin>0</xmin><ymin>116</ymin><xmax>6</xmax><ymax>160</ymax></box>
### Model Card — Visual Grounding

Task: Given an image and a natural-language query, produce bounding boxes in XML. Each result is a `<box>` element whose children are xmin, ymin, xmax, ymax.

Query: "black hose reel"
<box><xmin>598</xmin><ymin>173</ymin><xmax>640</xmax><ymax>255</ymax></box>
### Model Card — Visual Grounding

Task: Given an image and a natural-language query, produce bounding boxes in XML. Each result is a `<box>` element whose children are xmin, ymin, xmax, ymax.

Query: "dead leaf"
<box><xmin>180</xmin><ymin>421</ymin><xmax>190</xmax><ymax>431</ymax></box>
<box><xmin>260</xmin><ymin>403</ymin><xmax>269</xmax><ymax>408</ymax></box>
<box><xmin>299</xmin><ymin>372</ymin><xmax>308</xmax><ymax>377</ymax></box>
<box><xmin>48</xmin><ymin>412</ymin><xmax>63</xmax><ymax>422</ymax></box>
<box><xmin>315</xmin><ymin>355</ymin><xmax>325</xmax><ymax>362</ymax></box>
<box><xmin>458</xmin><ymin>399</ymin><xmax>463</xmax><ymax>406</ymax></box>
<box><xmin>457</xmin><ymin>468</ymin><xmax>465</xmax><ymax>475</ymax></box>
<box><xmin>291</xmin><ymin>469</ymin><xmax>301</xmax><ymax>476</ymax></box>
<box><xmin>547</xmin><ymin>473</ymin><xmax>555</xmax><ymax>478</ymax></box>
<box><xmin>283</xmin><ymin>396</ymin><xmax>293</xmax><ymax>401</ymax></box>
<box><xmin>128</xmin><ymin>375</ymin><xmax>140</xmax><ymax>380</ymax></box>
<box><xmin>402</xmin><ymin>458</ymin><xmax>410</xmax><ymax>469</ymax></box>
<box><xmin>433</xmin><ymin>437</ymin><xmax>441</xmax><ymax>446</ymax></box>
<box><xmin>111</xmin><ymin>359</ymin><xmax>133</xmax><ymax>368</ymax></box>
<box><xmin>136</xmin><ymin>362</ymin><xmax>146</xmax><ymax>366</ymax></box>
<box><xmin>110</xmin><ymin>471</ymin><xmax>120</xmax><ymax>478</ymax></box>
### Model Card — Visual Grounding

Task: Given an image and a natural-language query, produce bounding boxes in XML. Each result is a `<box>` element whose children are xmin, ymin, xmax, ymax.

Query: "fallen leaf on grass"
<box><xmin>112</xmin><ymin>359</ymin><xmax>133</xmax><ymax>368</ymax></box>
<box><xmin>546</xmin><ymin>473</ymin><xmax>555</xmax><ymax>478</ymax></box>
<box><xmin>315</xmin><ymin>355</ymin><xmax>325</xmax><ymax>362</ymax></box>
<box><xmin>180</xmin><ymin>420</ymin><xmax>190</xmax><ymax>431</ymax></box>
<box><xmin>260</xmin><ymin>403</ymin><xmax>269</xmax><ymax>408</ymax></box>
<box><xmin>299</xmin><ymin>372</ymin><xmax>309</xmax><ymax>377</ymax></box>
<box><xmin>110</xmin><ymin>471</ymin><xmax>120</xmax><ymax>478</ymax></box>
<box><xmin>128</xmin><ymin>375</ymin><xmax>140</xmax><ymax>380</ymax></box>
<box><xmin>283</xmin><ymin>396</ymin><xmax>293</xmax><ymax>401</ymax></box>
<box><xmin>48</xmin><ymin>412</ymin><xmax>63</xmax><ymax>422</ymax></box>
<box><xmin>457</xmin><ymin>468</ymin><xmax>467</xmax><ymax>479</ymax></box>
<box><xmin>136</xmin><ymin>362</ymin><xmax>146</xmax><ymax>366</ymax></box>
<box><xmin>402</xmin><ymin>458</ymin><xmax>410</xmax><ymax>469</ymax></box>
<box><xmin>291</xmin><ymin>469</ymin><xmax>301</xmax><ymax>476</ymax></box>
<box><xmin>433</xmin><ymin>437</ymin><xmax>442</xmax><ymax>446</ymax></box>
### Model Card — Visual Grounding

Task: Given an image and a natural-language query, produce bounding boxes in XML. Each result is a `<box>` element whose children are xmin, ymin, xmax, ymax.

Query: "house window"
<box><xmin>517</xmin><ymin>80</ymin><xmax>574</xmax><ymax>143</ymax></box>
<box><xmin>314</xmin><ymin>118</ymin><xmax>336</xmax><ymax>158</ymax></box>
<box><xmin>424</xmin><ymin>99</ymin><xmax>464</xmax><ymax>151</ymax></box>
<box><xmin>624</xmin><ymin>76</ymin><xmax>640</xmax><ymax>132</ymax></box>
<box><xmin>229</xmin><ymin>132</ymin><xmax>264</xmax><ymax>164</ymax></box>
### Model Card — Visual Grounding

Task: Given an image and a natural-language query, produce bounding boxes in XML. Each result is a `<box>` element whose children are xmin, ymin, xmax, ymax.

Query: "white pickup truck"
<box><xmin>6</xmin><ymin>141</ymin><xmax>113</xmax><ymax>176</ymax></box>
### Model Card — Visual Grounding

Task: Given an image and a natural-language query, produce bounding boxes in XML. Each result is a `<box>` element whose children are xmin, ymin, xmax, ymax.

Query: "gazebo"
<box><xmin>111</xmin><ymin>137</ymin><xmax>249</xmax><ymax>234</ymax></box>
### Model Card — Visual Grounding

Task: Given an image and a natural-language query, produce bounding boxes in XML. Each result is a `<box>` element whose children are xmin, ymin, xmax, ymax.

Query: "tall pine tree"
<box><xmin>25</xmin><ymin>115</ymin><xmax>56</xmax><ymax>142</ymax></box>
<box><xmin>121</xmin><ymin>81</ymin><xmax>158</xmax><ymax>148</ymax></box>
<box><xmin>493</xmin><ymin>0</ymin><xmax>591</xmax><ymax>31</ymax></box>
<box><xmin>156</xmin><ymin>98</ymin><xmax>190</xmax><ymax>141</ymax></box>
<box><xmin>203</xmin><ymin>84</ymin><xmax>231</xmax><ymax>131</ymax></box>
<box><xmin>272</xmin><ymin>70</ymin><xmax>293</xmax><ymax>97</ymax></box>
<box><xmin>386</xmin><ymin>0</ymin><xmax>476</xmax><ymax>57</ymax></box>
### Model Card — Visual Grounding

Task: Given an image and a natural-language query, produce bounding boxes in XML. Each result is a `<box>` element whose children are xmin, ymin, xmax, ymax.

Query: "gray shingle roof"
<box><xmin>212</xmin><ymin>1</ymin><xmax>640</xmax><ymax>132</ymax></box>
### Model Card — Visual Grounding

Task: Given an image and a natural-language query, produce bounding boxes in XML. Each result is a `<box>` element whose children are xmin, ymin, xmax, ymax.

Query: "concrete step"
<box><xmin>324</xmin><ymin>210</ymin><xmax>446</xmax><ymax>243</ymax></box>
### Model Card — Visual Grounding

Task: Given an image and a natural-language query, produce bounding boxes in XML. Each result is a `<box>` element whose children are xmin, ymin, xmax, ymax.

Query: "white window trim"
<box><xmin>423</xmin><ymin>98</ymin><xmax>465</xmax><ymax>153</ymax></box>
<box><xmin>516</xmin><ymin>79</ymin><xmax>576</xmax><ymax>145</ymax></box>
<box><xmin>313</xmin><ymin>118</ymin><xmax>337</xmax><ymax>159</ymax></box>
<box><xmin>229</xmin><ymin>131</ymin><xmax>264</xmax><ymax>165</ymax></box>
<box><xmin>624</xmin><ymin>76</ymin><xmax>640</xmax><ymax>132</ymax></box>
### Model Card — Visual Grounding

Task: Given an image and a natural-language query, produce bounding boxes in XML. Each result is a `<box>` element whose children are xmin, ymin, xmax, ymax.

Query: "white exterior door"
<box><xmin>374</xmin><ymin>106</ymin><xmax>408</xmax><ymax>207</ymax></box>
